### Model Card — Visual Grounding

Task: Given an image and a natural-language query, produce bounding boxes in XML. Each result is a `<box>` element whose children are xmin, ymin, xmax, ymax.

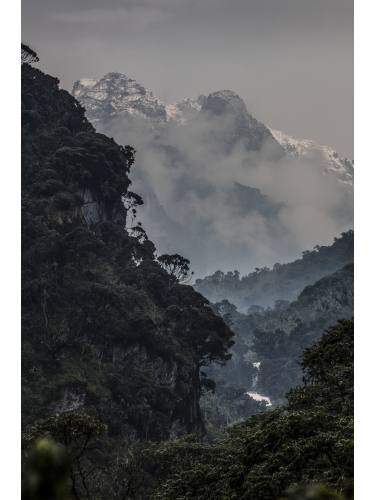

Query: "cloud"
<box><xmin>102</xmin><ymin>108</ymin><xmax>353</xmax><ymax>278</ymax></box>
<box><xmin>52</xmin><ymin>6</ymin><xmax>174</xmax><ymax>27</ymax></box>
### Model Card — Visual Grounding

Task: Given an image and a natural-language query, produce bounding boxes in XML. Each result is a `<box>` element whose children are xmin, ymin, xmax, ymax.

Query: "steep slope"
<box><xmin>200</xmin><ymin>90</ymin><xmax>282</xmax><ymax>155</ymax></box>
<box><xmin>21</xmin><ymin>63</ymin><xmax>234</xmax><ymax>445</ymax></box>
<box><xmin>72</xmin><ymin>73</ymin><xmax>280</xmax><ymax>154</ymax></box>
<box><xmin>165</xmin><ymin>98</ymin><xmax>203</xmax><ymax>125</ymax></box>
<box><xmin>72</xmin><ymin>72</ymin><xmax>353</xmax><ymax>183</ymax></box>
<box><xmin>194</xmin><ymin>229</ymin><xmax>354</xmax><ymax>310</ymax></box>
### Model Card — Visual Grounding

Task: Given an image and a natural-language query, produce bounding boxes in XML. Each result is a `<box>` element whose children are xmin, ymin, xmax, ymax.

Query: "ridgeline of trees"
<box><xmin>194</xmin><ymin>230</ymin><xmax>354</xmax><ymax>311</ymax></box>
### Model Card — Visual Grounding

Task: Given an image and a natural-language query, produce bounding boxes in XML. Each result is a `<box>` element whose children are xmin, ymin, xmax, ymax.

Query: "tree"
<box><xmin>22</xmin><ymin>439</ymin><xmax>72</xmax><ymax>500</ymax></box>
<box><xmin>123</xmin><ymin>191</ymin><xmax>144</xmax><ymax>226</ymax></box>
<box><xmin>24</xmin><ymin>413</ymin><xmax>106</xmax><ymax>500</ymax></box>
<box><xmin>157</xmin><ymin>254</ymin><xmax>194</xmax><ymax>283</ymax></box>
<box><xmin>22</xmin><ymin>44</ymin><xmax>39</xmax><ymax>64</ymax></box>
<box><xmin>130</xmin><ymin>222</ymin><xmax>149</xmax><ymax>243</ymax></box>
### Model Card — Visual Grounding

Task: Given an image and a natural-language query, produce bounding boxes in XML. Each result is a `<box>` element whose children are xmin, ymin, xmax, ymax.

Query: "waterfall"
<box><xmin>248</xmin><ymin>362</ymin><xmax>272</xmax><ymax>406</ymax></box>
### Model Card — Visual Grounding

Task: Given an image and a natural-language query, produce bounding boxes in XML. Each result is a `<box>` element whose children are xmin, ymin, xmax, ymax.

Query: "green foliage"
<box><xmin>23</xmin><ymin>415</ymin><xmax>156</xmax><ymax>499</ymax></box>
<box><xmin>24</xmin><ymin>412</ymin><xmax>106</xmax><ymax>448</ymax></box>
<box><xmin>146</xmin><ymin>319</ymin><xmax>354</xmax><ymax>500</ymax></box>
<box><xmin>22</xmin><ymin>439</ymin><xmax>72</xmax><ymax>500</ymax></box>
<box><xmin>24</xmin><ymin>413</ymin><xmax>105</xmax><ymax>500</ymax></box>
<box><xmin>280</xmin><ymin>483</ymin><xmax>353</xmax><ymax>500</ymax></box>
<box><xmin>21</xmin><ymin>52</ymin><xmax>355</xmax><ymax>500</ymax></box>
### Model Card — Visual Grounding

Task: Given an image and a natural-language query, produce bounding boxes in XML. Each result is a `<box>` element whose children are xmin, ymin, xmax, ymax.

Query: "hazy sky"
<box><xmin>22</xmin><ymin>0</ymin><xmax>353</xmax><ymax>159</ymax></box>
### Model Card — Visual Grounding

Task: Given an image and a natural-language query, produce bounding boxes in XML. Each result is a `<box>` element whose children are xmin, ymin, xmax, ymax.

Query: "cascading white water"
<box><xmin>252</xmin><ymin>362</ymin><xmax>260</xmax><ymax>389</ymax></box>
<box><xmin>248</xmin><ymin>362</ymin><xmax>272</xmax><ymax>406</ymax></box>
<box><xmin>246</xmin><ymin>391</ymin><xmax>272</xmax><ymax>406</ymax></box>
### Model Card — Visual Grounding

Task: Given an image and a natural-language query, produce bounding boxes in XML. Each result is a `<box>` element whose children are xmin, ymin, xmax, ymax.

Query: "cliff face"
<box><xmin>200</xmin><ymin>90</ymin><xmax>282</xmax><ymax>155</ymax></box>
<box><xmin>21</xmin><ymin>63</ymin><xmax>233</xmax><ymax>442</ymax></box>
<box><xmin>72</xmin><ymin>73</ymin><xmax>168</xmax><ymax>135</ymax></box>
<box><xmin>72</xmin><ymin>71</ymin><xmax>353</xmax><ymax>185</ymax></box>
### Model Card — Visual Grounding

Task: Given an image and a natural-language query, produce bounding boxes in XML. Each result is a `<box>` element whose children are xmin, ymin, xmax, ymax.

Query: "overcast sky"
<box><xmin>22</xmin><ymin>0</ymin><xmax>353</xmax><ymax>158</ymax></box>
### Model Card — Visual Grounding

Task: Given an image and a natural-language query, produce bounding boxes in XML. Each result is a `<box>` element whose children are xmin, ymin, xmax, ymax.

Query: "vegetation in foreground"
<box><xmin>146</xmin><ymin>319</ymin><xmax>353</xmax><ymax>499</ymax></box>
<box><xmin>23</xmin><ymin>319</ymin><xmax>353</xmax><ymax>499</ymax></box>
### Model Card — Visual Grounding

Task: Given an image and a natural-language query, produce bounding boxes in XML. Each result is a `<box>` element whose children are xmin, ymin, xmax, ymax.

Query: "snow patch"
<box><xmin>79</xmin><ymin>78</ymin><xmax>98</xmax><ymax>88</ymax></box>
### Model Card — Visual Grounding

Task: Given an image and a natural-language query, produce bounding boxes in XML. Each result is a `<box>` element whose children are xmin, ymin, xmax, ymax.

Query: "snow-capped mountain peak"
<box><xmin>268</xmin><ymin>128</ymin><xmax>354</xmax><ymax>186</ymax></box>
<box><xmin>201</xmin><ymin>90</ymin><xmax>247</xmax><ymax>115</ymax></box>
<box><xmin>72</xmin><ymin>72</ymin><xmax>168</xmax><ymax>133</ymax></box>
<box><xmin>71</xmin><ymin>73</ymin><xmax>353</xmax><ymax>185</ymax></box>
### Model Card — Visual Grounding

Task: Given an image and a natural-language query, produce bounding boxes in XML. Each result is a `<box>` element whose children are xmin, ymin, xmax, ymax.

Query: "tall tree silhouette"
<box><xmin>22</xmin><ymin>44</ymin><xmax>39</xmax><ymax>64</ymax></box>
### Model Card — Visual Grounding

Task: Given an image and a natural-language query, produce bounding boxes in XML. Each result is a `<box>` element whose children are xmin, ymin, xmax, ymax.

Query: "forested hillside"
<box><xmin>21</xmin><ymin>59</ymin><xmax>234</xmax><ymax>470</ymax></box>
<box><xmin>199</xmin><ymin>263</ymin><xmax>353</xmax><ymax>430</ymax></box>
<box><xmin>194</xmin><ymin>230</ymin><xmax>353</xmax><ymax>311</ymax></box>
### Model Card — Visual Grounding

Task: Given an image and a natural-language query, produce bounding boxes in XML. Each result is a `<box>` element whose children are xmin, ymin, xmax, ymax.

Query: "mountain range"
<box><xmin>72</xmin><ymin>72</ymin><xmax>354</xmax><ymax>277</ymax></box>
<box><xmin>72</xmin><ymin>72</ymin><xmax>353</xmax><ymax>184</ymax></box>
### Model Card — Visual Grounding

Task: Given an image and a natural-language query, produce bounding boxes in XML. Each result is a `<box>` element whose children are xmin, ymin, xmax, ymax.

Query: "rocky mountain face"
<box><xmin>165</xmin><ymin>97</ymin><xmax>204</xmax><ymax>125</ymax></box>
<box><xmin>72</xmin><ymin>73</ymin><xmax>283</xmax><ymax>158</ymax></box>
<box><xmin>269</xmin><ymin>128</ymin><xmax>354</xmax><ymax>186</ymax></box>
<box><xmin>72</xmin><ymin>73</ymin><xmax>168</xmax><ymax>135</ymax></box>
<box><xmin>199</xmin><ymin>90</ymin><xmax>282</xmax><ymax>155</ymax></box>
